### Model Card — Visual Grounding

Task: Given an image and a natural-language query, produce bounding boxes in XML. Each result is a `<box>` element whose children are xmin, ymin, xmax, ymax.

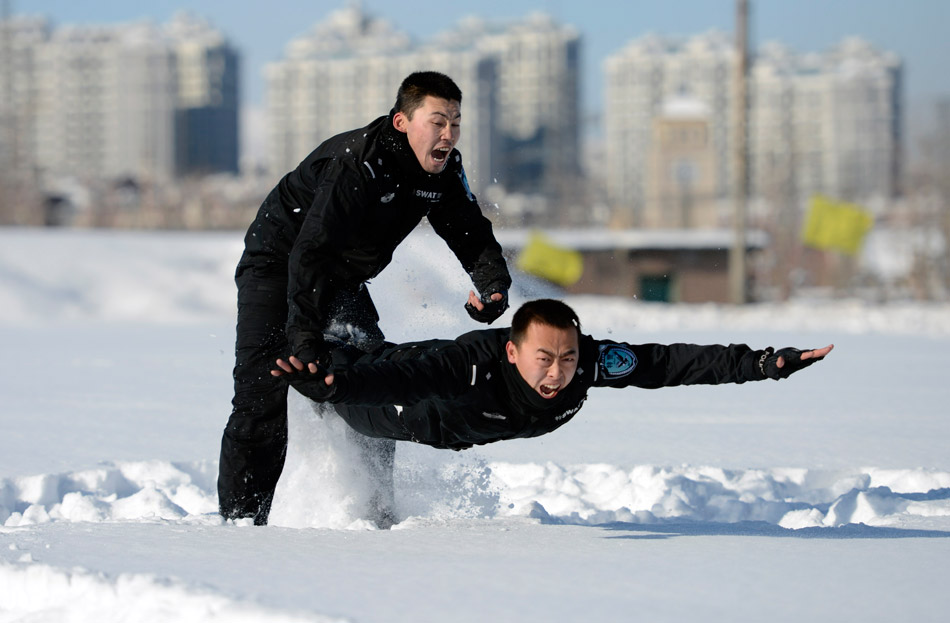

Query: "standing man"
<box><xmin>219</xmin><ymin>71</ymin><xmax>511</xmax><ymax>524</ymax></box>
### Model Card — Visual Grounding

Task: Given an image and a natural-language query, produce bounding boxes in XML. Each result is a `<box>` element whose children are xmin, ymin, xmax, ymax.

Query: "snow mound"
<box><xmin>0</xmin><ymin>460</ymin><xmax>220</xmax><ymax>526</ymax></box>
<box><xmin>0</xmin><ymin>229</ymin><xmax>244</xmax><ymax>326</ymax></box>
<box><xmin>0</xmin><ymin>561</ymin><xmax>342</xmax><ymax>623</ymax></box>
<box><xmin>4</xmin><ymin>456</ymin><xmax>949</xmax><ymax>531</ymax></box>
<box><xmin>491</xmin><ymin>462</ymin><xmax>950</xmax><ymax>529</ymax></box>
<box><xmin>268</xmin><ymin>396</ymin><xmax>500</xmax><ymax>529</ymax></box>
<box><xmin>0</xmin><ymin>227</ymin><xmax>560</xmax><ymax>333</ymax></box>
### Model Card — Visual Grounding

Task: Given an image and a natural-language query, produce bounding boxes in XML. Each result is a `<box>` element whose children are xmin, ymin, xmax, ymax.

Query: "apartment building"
<box><xmin>166</xmin><ymin>12</ymin><xmax>240</xmax><ymax>176</ymax></box>
<box><xmin>0</xmin><ymin>15</ymin><xmax>48</xmax><ymax>180</ymax></box>
<box><xmin>266</xmin><ymin>5</ymin><xmax>580</xmax><ymax>199</ymax></box>
<box><xmin>34</xmin><ymin>22</ymin><xmax>177</xmax><ymax>183</ymax></box>
<box><xmin>2</xmin><ymin>13</ymin><xmax>239</xmax><ymax>187</ymax></box>
<box><xmin>605</xmin><ymin>32</ymin><xmax>902</xmax><ymax>227</ymax></box>
<box><xmin>605</xmin><ymin>31</ymin><xmax>735</xmax><ymax>227</ymax></box>
<box><xmin>750</xmin><ymin>37</ymin><xmax>901</xmax><ymax>204</ymax></box>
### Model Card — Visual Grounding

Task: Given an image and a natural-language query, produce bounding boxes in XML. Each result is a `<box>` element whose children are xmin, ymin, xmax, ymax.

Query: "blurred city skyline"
<box><xmin>21</xmin><ymin>0</ymin><xmax>950</xmax><ymax>160</ymax></box>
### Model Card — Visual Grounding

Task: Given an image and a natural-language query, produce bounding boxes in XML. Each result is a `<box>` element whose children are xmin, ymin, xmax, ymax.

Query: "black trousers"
<box><xmin>217</xmin><ymin>262</ymin><xmax>387</xmax><ymax>524</ymax></box>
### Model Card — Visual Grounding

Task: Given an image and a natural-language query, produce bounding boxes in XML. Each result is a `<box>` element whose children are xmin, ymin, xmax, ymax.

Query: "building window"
<box><xmin>640</xmin><ymin>274</ymin><xmax>672</xmax><ymax>302</ymax></box>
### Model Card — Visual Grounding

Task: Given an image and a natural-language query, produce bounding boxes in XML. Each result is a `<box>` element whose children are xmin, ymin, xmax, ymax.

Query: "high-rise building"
<box><xmin>751</xmin><ymin>38</ymin><xmax>901</xmax><ymax>205</ymax></box>
<box><xmin>265</xmin><ymin>5</ymin><xmax>580</xmax><ymax>201</ymax></box>
<box><xmin>435</xmin><ymin>13</ymin><xmax>581</xmax><ymax>197</ymax></box>
<box><xmin>4</xmin><ymin>13</ymin><xmax>239</xmax><ymax>186</ymax></box>
<box><xmin>605</xmin><ymin>32</ymin><xmax>735</xmax><ymax>227</ymax></box>
<box><xmin>0</xmin><ymin>15</ymin><xmax>50</xmax><ymax>180</ymax></box>
<box><xmin>34</xmin><ymin>22</ymin><xmax>177</xmax><ymax>184</ymax></box>
<box><xmin>265</xmin><ymin>5</ymin><xmax>417</xmax><ymax>178</ymax></box>
<box><xmin>165</xmin><ymin>12</ymin><xmax>240</xmax><ymax>176</ymax></box>
<box><xmin>605</xmin><ymin>32</ymin><xmax>902</xmax><ymax>227</ymax></box>
<box><xmin>266</xmin><ymin>5</ymin><xmax>498</xmax><ymax>191</ymax></box>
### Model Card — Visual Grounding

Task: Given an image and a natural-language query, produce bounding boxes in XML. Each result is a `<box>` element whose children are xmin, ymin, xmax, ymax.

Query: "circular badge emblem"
<box><xmin>598</xmin><ymin>345</ymin><xmax>637</xmax><ymax>379</ymax></box>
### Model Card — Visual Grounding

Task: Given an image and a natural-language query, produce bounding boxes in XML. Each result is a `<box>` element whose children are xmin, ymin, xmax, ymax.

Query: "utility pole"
<box><xmin>1</xmin><ymin>0</ymin><xmax>12</xmax><ymax>167</ymax></box>
<box><xmin>729</xmin><ymin>0</ymin><xmax>750</xmax><ymax>304</ymax></box>
<box><xmin>0</xmin><ymin>0</ymin><xmax>14</xmax><ymax>223</ymax></box>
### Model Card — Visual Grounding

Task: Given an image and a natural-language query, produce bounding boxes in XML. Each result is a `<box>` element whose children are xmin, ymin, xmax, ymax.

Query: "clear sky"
<box><xmin>18</xmin><ymin>0</ymin><xmax>950</xmax><ymax>146</ymax></box>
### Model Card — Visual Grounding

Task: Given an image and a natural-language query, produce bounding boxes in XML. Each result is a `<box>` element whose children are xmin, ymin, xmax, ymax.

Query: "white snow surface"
<box><xmin>1</xmin><ymin>227</ymin><xmax>949</xmax><ymax>622</ymax></box>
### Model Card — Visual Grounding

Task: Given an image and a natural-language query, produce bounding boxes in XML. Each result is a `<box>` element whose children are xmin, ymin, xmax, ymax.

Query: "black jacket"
<box><xmin>303</xmin><ymin>328</ymin><xmax>768</xmax><ymax>450</ymax></box>
<box><xmin>238</xmin><ymin>113</ymin><xmax>511</xmax><ymax>349</ymax></box>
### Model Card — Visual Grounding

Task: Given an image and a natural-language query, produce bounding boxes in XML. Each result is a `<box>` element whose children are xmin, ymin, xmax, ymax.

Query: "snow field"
<box><xmin>2</xmin><ymin>228</ymin><xmax>950</xmax><ymax>623</ymax></box>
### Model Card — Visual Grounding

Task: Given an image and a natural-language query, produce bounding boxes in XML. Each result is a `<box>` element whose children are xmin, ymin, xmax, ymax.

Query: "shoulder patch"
<box><xmin>597</xmin><ymin>344</ymin><xmax>637</xmax><ymax>379</ymax></box>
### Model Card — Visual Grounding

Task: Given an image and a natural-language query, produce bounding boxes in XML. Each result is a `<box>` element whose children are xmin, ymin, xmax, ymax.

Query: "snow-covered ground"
<box><xmin>1</xmin><ymin>227</ymin><xmax>949</xmax><ymax>623</ymax></box>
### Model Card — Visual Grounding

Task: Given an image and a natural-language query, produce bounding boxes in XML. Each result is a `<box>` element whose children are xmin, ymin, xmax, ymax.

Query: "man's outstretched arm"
<box><xmin>591</xmin><ymin>339</ymin><xmax>834</xmax><ymax>389</ymax></box>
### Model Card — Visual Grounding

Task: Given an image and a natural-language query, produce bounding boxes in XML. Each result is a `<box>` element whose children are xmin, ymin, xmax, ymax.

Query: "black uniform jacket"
<box><xmin>238</xmin><ymin>112</ymin><xmax>511</xmax><ymax>348</ymax></box>
<box><xmin>301</xmin><ymin>328</ymin><xmax>768</xmax><ymax>450</ymax></box>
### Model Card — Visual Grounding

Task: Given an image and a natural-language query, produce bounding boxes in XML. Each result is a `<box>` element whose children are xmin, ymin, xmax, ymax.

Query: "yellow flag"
<box><xmin>516</xmin><ymin>231</ymin><xmax>584</xmax><ymax>287</ymax></box>
<box><xmin>802</xmin><ymin>195</ymin><xmax>874</xmax><ymax>256</ymax></box>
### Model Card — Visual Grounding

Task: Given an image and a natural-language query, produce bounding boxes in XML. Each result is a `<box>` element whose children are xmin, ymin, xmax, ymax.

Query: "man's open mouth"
<box><xmin>539</xmin><ymin>383</ymin><xmax>560</xmax><ymax>398</ymax></box>
<box><xmin>431</xmin><ymin>146</ymin><xmax>450</xmax><ymax>164</ymax></box>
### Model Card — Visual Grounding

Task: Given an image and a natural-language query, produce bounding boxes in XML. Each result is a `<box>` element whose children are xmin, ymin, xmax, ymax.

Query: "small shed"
<box><xmin>495</xmin><ymin>228</ymin><xmax>769</xmax><ymax>303</ymax></box>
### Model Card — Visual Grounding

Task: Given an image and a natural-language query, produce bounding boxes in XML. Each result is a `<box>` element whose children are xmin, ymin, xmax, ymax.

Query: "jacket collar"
<box><xmin>500</xmin><ymin>357</ymin><xmax>572</xmax><ymax>416</ymax></box>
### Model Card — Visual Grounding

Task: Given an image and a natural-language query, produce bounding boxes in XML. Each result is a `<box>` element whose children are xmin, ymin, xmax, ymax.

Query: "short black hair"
<box><xmin>395</xmin><ymin>71</ymin><xmax>462</xmax><ymax>119</ymax></box>
<box><xmin>510</xmin><ymin>299</ymin><xmax>582</xmax><ymax>346</ymax></box>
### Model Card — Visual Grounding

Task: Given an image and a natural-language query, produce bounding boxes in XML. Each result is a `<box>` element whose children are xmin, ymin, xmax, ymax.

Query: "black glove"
<box><xmin>288</xmin><ymin>330</ymin><xmax>331</xmax><ymax>369</ymax></box>
<box><xmin>287</xmin><ymin>368</ymin><xmax>337</xmax><ymax>402</ymax></box>
<box><xmin>465</xmin><ymin>290</ymin><xmax>509</xmax><ymax>325</ymax></box>
<box><xmin>758</xmin><ymin>347</ymin><xmax>823</xmax><ymax>380</ymax></box>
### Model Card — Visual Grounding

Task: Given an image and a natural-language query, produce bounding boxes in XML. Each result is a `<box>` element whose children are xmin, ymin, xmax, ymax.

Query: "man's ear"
<box><xmin>393</xmin><ymin>111</ymin><xmax>408</xmax><ymax>133</ymax></box>
<box><xmin>505</xmin><ymin>341</ymin><xmax>518</xmax><ymax>364</ymax></box>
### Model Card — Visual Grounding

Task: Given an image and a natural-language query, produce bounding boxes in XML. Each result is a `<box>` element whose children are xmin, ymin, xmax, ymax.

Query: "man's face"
<box><xmin>506</xmin><ymin>322</ymin><xmax>579</xmax><ymax>400</ymax></box>
<box><xmin>393</xmin><ymin>96</ymin><xmax>461</xmax><ymax>174</ymax></box>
